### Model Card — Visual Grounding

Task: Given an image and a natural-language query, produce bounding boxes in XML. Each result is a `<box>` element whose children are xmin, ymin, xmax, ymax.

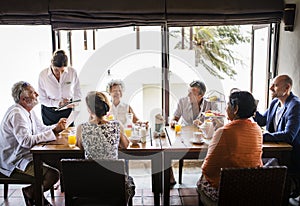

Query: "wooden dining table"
<box><xmin>30</xmin><ymin>129</ymin><xmax>164</xmax><ymax>206</ymax></box>
<box><xmin>162</xmin><ymin>125</ymin><xmax>293</xmax><ymax>206</ymax></box>
<box><xmin>30</xmin><ymin>126</ymin><xmax>293</xmax><ymax>206</ymax></box>
<box><xmin>30</xmin><ymin>135</ymin><xmax>84</xmax><ymax>206</ymax></box>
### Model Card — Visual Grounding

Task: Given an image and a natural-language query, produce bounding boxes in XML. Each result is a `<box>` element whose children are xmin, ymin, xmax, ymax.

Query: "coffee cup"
<box><xmin>193</xmin><ymin>132</ymin><xmax>204</xmax><ymax>140</ymax></box>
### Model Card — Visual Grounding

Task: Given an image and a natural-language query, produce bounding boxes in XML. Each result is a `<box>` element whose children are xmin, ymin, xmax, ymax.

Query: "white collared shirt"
<box><xmin>38</xmin><ymin>66</ymin><xmax>82</xmax><ymax>108</ymax></box>
<box><xmin>0</xmin><ymin>104</ymin><xmax>56</xmax><ymax>176</ymax></box>
<box><xmin>274</xmin><ymin>105</ymin><xmax>284</xmax><ymax>131</ymax></box>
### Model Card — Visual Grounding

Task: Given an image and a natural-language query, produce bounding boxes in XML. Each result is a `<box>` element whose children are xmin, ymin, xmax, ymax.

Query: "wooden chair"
<box><xmin>217</xmin><ymin>166</ymin><xmax>287</xmax><ymax>206</ymax></box>
<box><xmin>0</xmin><ymin>172</ymin><xmax>54</xmax><ymax>199</ymax></box>
<box><xmin>61</xmin><ymin>158</ymin><xmax>132</xmax><ymax>206</ymax></box>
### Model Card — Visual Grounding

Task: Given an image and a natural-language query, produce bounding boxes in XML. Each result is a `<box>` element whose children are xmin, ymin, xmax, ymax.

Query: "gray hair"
<box><xmin>12</xmin><ymin>81</ymin><xmax>30</xmax><ymax>103</ymax></box>
<box><xmin>107</xmin><ymin>79</ymin><xmax>125</xmax><ymax>93</ymax></box>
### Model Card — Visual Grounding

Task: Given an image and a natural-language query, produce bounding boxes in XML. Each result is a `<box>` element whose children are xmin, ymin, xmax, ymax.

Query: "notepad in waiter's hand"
<box><xmin>66</xmin><ymin>111</ymin><xmax>80</xmax><ymax>128</ymax></box>
<box><xmin>55</xmin><ymin>99</ymin><xmax>81</xmax><ymax>111</ymax></box>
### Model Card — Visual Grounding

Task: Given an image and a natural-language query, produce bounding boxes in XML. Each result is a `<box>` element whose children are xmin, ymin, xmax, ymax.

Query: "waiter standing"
<box><xmin>38</xmin><ymin>50</ymin><xmax>81</xmax><ymax>125</ymax></box>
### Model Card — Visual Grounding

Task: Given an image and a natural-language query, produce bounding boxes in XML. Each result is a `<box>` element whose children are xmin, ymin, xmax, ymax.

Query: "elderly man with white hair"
<box><xmin>0</xmin><ymin>81</ymin><xmax>66</xmax><ymax>206</ymax></box>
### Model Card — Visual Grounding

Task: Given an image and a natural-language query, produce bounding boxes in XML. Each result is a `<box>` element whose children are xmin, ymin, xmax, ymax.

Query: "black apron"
<box><xmin>41</xmin><ymin>104</ymin><xmax>73</xmax><ymax>126</ymax></box>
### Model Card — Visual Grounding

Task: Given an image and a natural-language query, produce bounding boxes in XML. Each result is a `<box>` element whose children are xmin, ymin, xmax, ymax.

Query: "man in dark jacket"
<box><xmin>254</xmin><ymin>74</ymin><xmax>300</xmax><ymax>200</ymax></box>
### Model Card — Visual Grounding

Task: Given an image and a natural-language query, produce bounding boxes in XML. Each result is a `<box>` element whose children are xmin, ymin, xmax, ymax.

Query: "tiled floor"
<box><xmin>0</xmin><ymin>160</ymin><xmax>202</xmax><ymax>206</ymax></box>
<box><xmin>130</xmin><ymin>160</ymin><xmax>202</xmax><ymax>206</ymax></box>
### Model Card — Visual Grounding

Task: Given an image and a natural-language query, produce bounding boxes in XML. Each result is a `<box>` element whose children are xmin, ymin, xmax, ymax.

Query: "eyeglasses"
<box><xmin>22</xmin><ymin>82</ymin><xmax>29</xmax><ymax>88</ymax></box>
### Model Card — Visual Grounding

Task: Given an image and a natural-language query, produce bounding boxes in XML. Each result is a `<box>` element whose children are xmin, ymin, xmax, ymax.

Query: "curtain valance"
<box><xmin>0</xmin><ymin>0</ymin><xmax>49</xmax><ymax>24</ymax></box>
<box><xmin>0</xmin><ymin>0</ymin><xmax>284</xmax><ymax>29</ymax></box>
<box><xmin>166</xmin><ymin>0</ymin><xmax>284</xmax><ymax>26</ymax></box>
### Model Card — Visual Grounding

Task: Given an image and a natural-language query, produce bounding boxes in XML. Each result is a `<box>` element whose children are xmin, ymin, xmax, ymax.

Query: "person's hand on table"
<box><xmin>52</xmin><ymin>118</ymin><xmax>67</xmax><ymax>134</ymax></box>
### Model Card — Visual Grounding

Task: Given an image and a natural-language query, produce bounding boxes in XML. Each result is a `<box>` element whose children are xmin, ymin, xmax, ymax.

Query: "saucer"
<box><xmin>191</xmin><ymin>138</ymin><xmax>205</xmax><ymax>145</ymax></box>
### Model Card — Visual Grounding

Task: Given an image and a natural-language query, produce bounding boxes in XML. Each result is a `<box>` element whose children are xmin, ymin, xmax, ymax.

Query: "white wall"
<box><xmin>278</xmin><ymin>0</ymin><xmax>300</xmax><ymax>96</ymax></box>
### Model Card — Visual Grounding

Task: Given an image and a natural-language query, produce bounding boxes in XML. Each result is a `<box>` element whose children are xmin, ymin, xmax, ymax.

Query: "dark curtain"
<box><xmin>0</xmin><ymin>0</ymin><xmax>49</xmax><ymax>24</ymax></box>
<box><xmin>166</xmin><ymin>0</ymin><xmax>284</xmax><ymax>26</ymax></box>
<box><xmin>0</xmin><ymin>0</ymin><xmax>284</xmax><ymax>28</ymax></box>
<box><xmin>49</xmin><ymin>0</ymin><xmax>166</xmax><ymax>30</ymax></box>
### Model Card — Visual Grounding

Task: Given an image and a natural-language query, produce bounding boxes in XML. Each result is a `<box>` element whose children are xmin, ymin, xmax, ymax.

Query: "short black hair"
<box><xmin>189</xmin><ymin>80</ymin><xmax>206</xmax><ymax>96</ymax></box>
<box><xmin>229</xmin><ymin>91</ymin><xmax>256</xmax><ymax>119</ymax></box>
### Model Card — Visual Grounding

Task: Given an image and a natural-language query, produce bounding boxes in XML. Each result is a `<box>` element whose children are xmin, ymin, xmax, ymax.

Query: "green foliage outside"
<box><xmin>173</xmin><ymin>26</ymin><xmax>250</xmax><ymax>79</ymax></box>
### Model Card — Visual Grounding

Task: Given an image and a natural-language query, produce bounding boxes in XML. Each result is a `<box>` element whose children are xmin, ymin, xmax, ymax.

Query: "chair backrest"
<box><xmin>61</xmin><ymin>158</ymin><xmax>127</xmax><ymax>206</ymax></box>
<box><xmin>218</xmin><ymin>166</ymin><xmax>287</xmax><ymax>206</ymax></box>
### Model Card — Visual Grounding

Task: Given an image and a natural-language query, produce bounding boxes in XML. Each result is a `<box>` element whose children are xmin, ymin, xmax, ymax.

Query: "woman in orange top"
<box><xmin>197</xmin><ymin>91</ymin><xmax>263</xmax><ymax>205</ymax></box>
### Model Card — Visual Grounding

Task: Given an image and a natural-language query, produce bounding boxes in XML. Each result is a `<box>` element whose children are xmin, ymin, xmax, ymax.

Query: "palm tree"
<box><xmin>174</xmin><ymin>26</ymin><xmax>250</xmax><ymax>79</ymax></box>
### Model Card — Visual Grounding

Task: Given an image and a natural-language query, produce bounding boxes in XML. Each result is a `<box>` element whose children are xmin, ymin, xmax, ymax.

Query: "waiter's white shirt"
<box><xmin>38</xmin><ymin>66</ymin><xmax>82</xmax><ymax>108</ymax></box>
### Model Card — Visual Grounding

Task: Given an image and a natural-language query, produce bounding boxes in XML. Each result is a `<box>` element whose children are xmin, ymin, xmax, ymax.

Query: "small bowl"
<box><xmin>129</xmin><ymin>136</ymin><xmax>141</xmax><ymax>145</ymax></box>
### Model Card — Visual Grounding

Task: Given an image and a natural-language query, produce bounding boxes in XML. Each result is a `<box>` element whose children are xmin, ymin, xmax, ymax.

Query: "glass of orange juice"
<box><xmin>68</xmin><ymin>133</ymin><xmax>77</xmax><ymax>147</ymax></box>
<box><xmin>174</xmin><ymin>124</ymin><xmax>182</xmax><ymax>133</ymax></box>
<box><xmin>107</xmin><ymin>114</ymin><xmax>114</xmax><ymax>121</ymax></box>
<box><xmin>124</xmin><ymin>128</ymin><xmax>132</xmax><ymax>138</ymax></box>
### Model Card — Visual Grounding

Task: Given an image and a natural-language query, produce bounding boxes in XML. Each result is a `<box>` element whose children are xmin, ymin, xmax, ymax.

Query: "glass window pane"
<box><xmin>60</xmin><ymin>27</ymin><xmax>162</xmax><ymax>125</ymax></box>
<box><xmin>252</xmin><ymin>26</ymin><xmax>269</xmax><ymax>112</ymax></box>
<box><xmin>168</xmin><ymin>25</ymin><xmax>255</xmax><ymax>119</ymax></box>
<box><xmin>0</xmin><ymin>25</ymin><xmax>52</xmax><ymax>119</ymax></box>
